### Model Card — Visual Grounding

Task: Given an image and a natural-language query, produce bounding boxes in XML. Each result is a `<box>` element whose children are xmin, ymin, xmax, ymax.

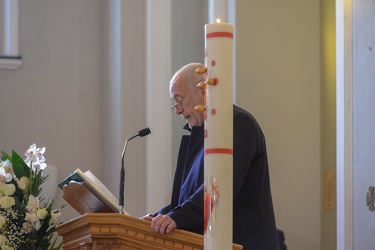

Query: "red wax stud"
<box><xmin>213</xmin><ymin>78</ymin><xmax>218</xmax><ymax>85</ymax></box>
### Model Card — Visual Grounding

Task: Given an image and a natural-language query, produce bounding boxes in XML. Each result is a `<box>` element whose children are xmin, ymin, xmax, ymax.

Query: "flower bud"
<box><xmin>18</xmin><ymin>177</ymin><xmax>30</xmax><ymax>191</ymax></box>
<box><xmin>37</xmin><ymin>208</ymin><xmax>48</xmax><ymax>220</ymax></box>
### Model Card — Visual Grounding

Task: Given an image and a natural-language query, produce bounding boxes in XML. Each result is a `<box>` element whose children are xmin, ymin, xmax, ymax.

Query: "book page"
<box><xmin>82</xmin><ymin>169</ymin><xmax>130</xmax><ymax>215</ymax></box>
<box><xmin>84</xmin><ymin>170</ymin><xmax>118</xmax><ymax>204</ymax></box>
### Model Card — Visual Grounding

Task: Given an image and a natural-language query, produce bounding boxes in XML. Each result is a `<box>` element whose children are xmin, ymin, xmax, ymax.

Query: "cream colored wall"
<box><xmin>0</xmin><ymin>0</ymin><xmax>149</xmax><ymax>222</ymax></box>
<box><xmin>0</xmin><ymin>0</ymin><xmax>103</xmax><ymax>222</ymax></box>
<box><xmin>119</xmin><ymin>0</ymin><xmax>148</xmax><ymax>217</ymax></box>
<box><xmin>235</xmin><ymin>1</ymin><xmax>321</xmax><ymax>249</ymax></box>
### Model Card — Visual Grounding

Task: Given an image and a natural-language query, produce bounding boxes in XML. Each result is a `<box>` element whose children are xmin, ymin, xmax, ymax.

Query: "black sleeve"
<box><xmin>167</xmin><ymin>184</ymin><xmax>204</xmax><ymax>233</ymax></box>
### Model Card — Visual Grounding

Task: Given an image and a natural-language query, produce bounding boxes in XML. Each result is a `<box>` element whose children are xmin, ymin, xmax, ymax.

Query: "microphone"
<box><xmin>119</xmin><ymin>127</ymin><xmax>151</xmax><ymax>214</ymax></box>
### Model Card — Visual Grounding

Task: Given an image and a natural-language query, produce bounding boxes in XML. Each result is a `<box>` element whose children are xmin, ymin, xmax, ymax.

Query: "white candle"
<box><xmin>204</xmin><ymin>20</ymin><xmax>233</xmax><ymax>250</ymax></box>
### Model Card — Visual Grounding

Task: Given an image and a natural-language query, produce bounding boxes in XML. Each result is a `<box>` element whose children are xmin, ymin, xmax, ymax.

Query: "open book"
<box><xmin>58</xmin><ymin>168</ymin><xmax>129</xmax><ymax>215</ymax></box>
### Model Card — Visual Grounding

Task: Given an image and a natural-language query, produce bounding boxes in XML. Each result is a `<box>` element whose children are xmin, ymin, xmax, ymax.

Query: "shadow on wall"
<box><xmin>278</xmin><ymin>229</ymin><xmax>287</xmax><ymax>250</ymax></box>
<box><xmin>40</xmin><ymin>164</ymin><xmax>58</xmax><ymax>206</ymax></box>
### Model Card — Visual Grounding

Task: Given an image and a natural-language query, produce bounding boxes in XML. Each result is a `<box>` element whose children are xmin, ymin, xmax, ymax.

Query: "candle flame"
<box><xmin>216</xmin><ymin>19</ymin><xmax>221</xmax><ymax>23</ymax></box>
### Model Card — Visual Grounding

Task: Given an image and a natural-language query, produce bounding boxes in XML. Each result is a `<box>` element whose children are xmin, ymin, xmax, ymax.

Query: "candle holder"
<box><xmin>195</xmin><ymin>66</ymin><xmax>207</xmax><ymax>74</ymax></box>
<box><xmin>206</xmin><ymin>78</ymin><xmax>218</xmax><ymax>86</ymax></box>
<box><xmin>194</xmin><ymin>104</ymin><xmax>205</xmax><ymax>113</ymax></box>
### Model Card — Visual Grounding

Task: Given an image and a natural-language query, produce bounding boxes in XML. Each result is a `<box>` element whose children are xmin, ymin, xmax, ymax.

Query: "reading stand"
<box><xmin>62</xmin><ymin>181</ymin><xmax>114</xmax><ymax>213</ymax></box>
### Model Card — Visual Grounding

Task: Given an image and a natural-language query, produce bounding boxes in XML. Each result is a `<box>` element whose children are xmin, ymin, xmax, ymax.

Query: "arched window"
<box><xmin>0</xmin><ymin>0</ymin><xmax>22</xmax><ymax>69</ymax></box>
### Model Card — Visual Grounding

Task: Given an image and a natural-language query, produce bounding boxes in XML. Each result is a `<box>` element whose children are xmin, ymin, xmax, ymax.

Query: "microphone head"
<box><xmin>138</xmin><ymin>127</ymin><xmax>151</xmax><ymax>137</ymax></box>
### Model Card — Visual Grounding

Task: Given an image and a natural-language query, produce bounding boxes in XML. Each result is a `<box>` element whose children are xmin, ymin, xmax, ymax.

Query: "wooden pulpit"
<box><xmin>56</xmin><ymin>213</ymin><xmax>243</xmax><ymax>250</ymax></box>
<box><xmin>57</xmin><ymin>173</ymin><xmax>243</xmax><ymax>249</ymax></box>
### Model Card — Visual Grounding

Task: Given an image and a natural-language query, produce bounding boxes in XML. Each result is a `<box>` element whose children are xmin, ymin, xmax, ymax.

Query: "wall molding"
<box><xmin>336</xmin><ymin>0</ymin><xmax>353</xmax><ymax>249</ymax></box>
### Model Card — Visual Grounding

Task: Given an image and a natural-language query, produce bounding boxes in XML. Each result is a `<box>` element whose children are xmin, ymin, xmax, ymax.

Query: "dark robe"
<box><xmin>155</xmin><ymin>105</ymin><xmax>280</xmax><ymax>250</ymax></box>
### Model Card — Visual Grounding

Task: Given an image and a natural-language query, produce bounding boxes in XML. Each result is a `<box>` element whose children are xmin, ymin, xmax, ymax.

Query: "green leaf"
<box><xmin>12</xmin><ymin>150</ymin><xmax>30</xmax><ymax>178</ymax></box>
<box><xmin>29</xmin><ymin>169</ymin><xmax>48</xmax><ymax>197</ymax></box>
<box><xmin>1</xmin><ymin>151</ymin><xmax>11</xmax><ymax>161</ymax></box>
<box><xmin>48</xmin><ymin>233</ymin><xmax>62</xmax><ymax>250</ymax></box>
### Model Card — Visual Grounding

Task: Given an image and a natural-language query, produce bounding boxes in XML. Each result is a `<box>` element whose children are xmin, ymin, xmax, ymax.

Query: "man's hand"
<box><xmin>141</xmin><ymin>213</ymin><xmax>154</xmax><ymax>221</ymax></box>
<box><xmin>150</xmin><ymin>214</ymin><xmax>177</xmax><ymax>234</ymax></box>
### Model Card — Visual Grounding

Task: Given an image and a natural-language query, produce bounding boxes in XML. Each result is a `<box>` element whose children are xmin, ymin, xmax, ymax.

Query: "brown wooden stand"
<box><xmin>56</xmin><ymin>213</ymin><xmax>243</xmax><ymax>250</ymax></box>
<box><xmin>61</xmin><ymin>181</ymin><xmax>115</xmax><ymax>214</ymax></box>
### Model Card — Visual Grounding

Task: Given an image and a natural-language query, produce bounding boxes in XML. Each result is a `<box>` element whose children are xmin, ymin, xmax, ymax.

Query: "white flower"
<box><xmin>25</xmin><ymin>211</ymin><xmax>38</xmax><ymax>222</ymax></box>
<box><xmin>26</xmin><ymin>195</ymin><xmax>40</xmax><ymax>212</ymax></box>
<box><xmin>50</xmin><ymin>209</ymin><xmax>62</xmax><ymax>224</ymax></box>
<box><xmin>0</xmin><ymin>195</ymin><xmax>15</xmax><ymax>208</ymax></box>
<box><xmin>2</xmin><ymin>184</ymin><xmax>15</xmax><ymax>196</ymax></box>
<box><xmin>31</xmin><ymin>162</ymin><xmax>47</xmax><ymax>172</ymax></box>
<box><xmin>25</xmin><ymin>211</ymin><xmax>41</xmax><ymax>231</ymax></box>
<box><xmin>22</xmin><ymin>221</ymin><xmax>33</xmax><ymax>234</ymax></box>
<box><xmin>18</xmin><ymin>176</ymin><xmax>30</xmax><ymax>191</ymax></box>
<box><xmin>24</xmin><ymin>144</ymin><xmax>47</xmax><ymax>172</ymax></box>
<box><xmin>0</xmin><ymin>166</ymin><xmax>12</xmax><ymax>184</ymax></box>
<box><xmin>0</xmin><ymin>215</ymin><xmax>6</xmax><ymax>228</ymax></box>
<box><xmin>0</xmin><ymin>159</ymin><xmax>10</xmax><ymax>169</ymax></box>
<box><xmin>24</xmin><ymin>144</ymin><xmax>46</xmax><ymax>165</ymax></box>
<box><xmin>0</xmin><ymin>159</ymin><xmax>12</xmax><ymax>174</ymax></box>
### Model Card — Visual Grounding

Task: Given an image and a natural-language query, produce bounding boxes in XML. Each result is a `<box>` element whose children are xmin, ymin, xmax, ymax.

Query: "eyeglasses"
<box><xmin>171</xmin><ymin>85</ymin><xmax>198</xmax><ymax>110</ymax></box>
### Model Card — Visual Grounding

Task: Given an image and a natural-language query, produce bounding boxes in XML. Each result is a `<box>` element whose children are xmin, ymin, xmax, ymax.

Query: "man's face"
<box><xmin>170</xmin><ymin>74</ymin><xmax>205</xmax><ymax>128</ymax></box>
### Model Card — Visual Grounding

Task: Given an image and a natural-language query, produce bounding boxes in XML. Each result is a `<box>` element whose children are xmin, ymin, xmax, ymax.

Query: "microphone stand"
<box><xmin>119</xmin><ymin>140</ymin><xmax>128</xmax><ymax>214</ymax></box>
<box><xmin>119</xmin><ymin>135</ymin><xmax>136</xmax><ymax>214</ymax></box>
<box><xmin>119</xmin><ymin>128</ymin><xmax>151</xmax><ymax>214</ymax></box>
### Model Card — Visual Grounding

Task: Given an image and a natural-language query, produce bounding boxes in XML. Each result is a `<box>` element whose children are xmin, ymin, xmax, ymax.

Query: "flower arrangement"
<box><xmin>0</xmin><ymin>144</ymin><xmax>62</xmax><ymax>250</ymax></box>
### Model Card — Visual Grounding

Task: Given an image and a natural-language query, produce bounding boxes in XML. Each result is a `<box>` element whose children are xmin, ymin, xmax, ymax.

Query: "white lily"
<box><xmin>26</xmin><ymin>195</ymin><xmax>40</xmax><ymax>212</ymax></box>
<box><xmin>50</xmin><ymin>209</ymin><xmax>62</xmax><ymax>224</ymax></box>
<box><xmin>0</xmin><ymin>168</ymin><xmax>12</xmax><ymax>184</ymax></box>
<box><xmin>24</xmin><ymin>144</ymin><xmax>46</xmax><ymax>167</ymax></box>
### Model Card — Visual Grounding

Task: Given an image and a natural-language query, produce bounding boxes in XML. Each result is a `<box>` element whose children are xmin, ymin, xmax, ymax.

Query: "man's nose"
<box><xmin>175</xmin><ymin>106</ymin><xmax>183</xmax><ymax>115</ymax></box>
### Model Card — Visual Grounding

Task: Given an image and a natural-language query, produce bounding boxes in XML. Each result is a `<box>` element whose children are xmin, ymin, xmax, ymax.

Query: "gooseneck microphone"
<box><xmin>119</xmin><ymin>127</ymin><xmax>151</xmax><ymax>214</ymax></box>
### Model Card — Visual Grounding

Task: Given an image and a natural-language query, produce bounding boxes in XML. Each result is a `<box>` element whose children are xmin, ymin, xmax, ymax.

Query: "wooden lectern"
<box><xmin>56</xmin><ymin>213</ymin><xmax>243</xmax><ymax>250</ymax></box>
<box><xmin>57</xmin><ymin>173</ymin><xmax>243</xmax><ymax>249</ymax></box>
